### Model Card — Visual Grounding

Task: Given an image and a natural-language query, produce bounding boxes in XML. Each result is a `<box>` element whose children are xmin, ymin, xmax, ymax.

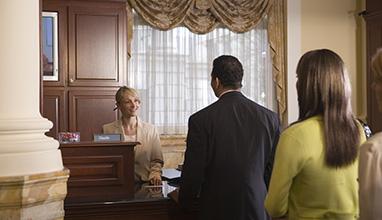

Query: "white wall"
<box><xmin>286</xmin><ymin>0</ymin><xmax>365</xmax><ymax>124</ymax></box>
<box><xmin>286</xmin><ymin>0</ymin><xmax>301</xmax><ymax>123</ymax></box>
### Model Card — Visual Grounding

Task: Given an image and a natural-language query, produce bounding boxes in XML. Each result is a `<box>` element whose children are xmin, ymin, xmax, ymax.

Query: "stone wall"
<box><xmin>0</xmin><ymin>169</ymin><xmax>69</xmax><ymax>220</ymax></box>
<box><xmin>160</xmin><ymin>135</ymin><xmax>186</xmax><ymax>169</ymax></box>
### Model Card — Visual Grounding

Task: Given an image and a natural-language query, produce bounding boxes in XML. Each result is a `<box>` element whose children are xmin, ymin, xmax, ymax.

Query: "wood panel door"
<box><xmin>68</xmin><ymin>3</ymin><xmax>126</xmax><ymax>87</ymax></box>
<box><xmin>367</xmin><ymin>0</ymin><xmax>382</xmax><ymax>14</ymax></box>
<box><xmin>365</xmin><ymin>0</ymin><xmax>382</xmax><ymax>132</ymax></box>
<box><xmin>43</xmin><ymin>87</ymin><xmax>67</xmax><ymax>139</ymax></box>
<box><xmin>68</xmin><ymin>89</ymin><xmax>119</xmax><ymax>141</ymax></box>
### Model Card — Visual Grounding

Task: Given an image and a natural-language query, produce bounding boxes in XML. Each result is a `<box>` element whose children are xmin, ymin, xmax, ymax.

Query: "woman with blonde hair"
<box><xmin>103</xmin><ymin>86</ymin><xmax>163</xmax><ymax>185</ymax></box>
<box><xmin>265</xmin><ymin>49</ymin><xmax>366</xmax><ymax>219</ymax></box>
<box><xmin>359</xmin><ymin>48</ymin><xmax>382</xmax><ymax>220</ymax></box>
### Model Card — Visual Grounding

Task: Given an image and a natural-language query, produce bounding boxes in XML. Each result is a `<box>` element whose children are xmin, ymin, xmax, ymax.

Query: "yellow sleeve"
<box><xmin>265</xmin><ymin>132</ymin><xmax>308</xmax><ymax>218</ymax></box>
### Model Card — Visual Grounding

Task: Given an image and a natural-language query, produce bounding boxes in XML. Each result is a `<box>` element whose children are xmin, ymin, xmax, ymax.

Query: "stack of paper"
<box><xmin>162</xmin><ymin>168</ymin><xmax>181</xmax><ymax>180</ymax></box>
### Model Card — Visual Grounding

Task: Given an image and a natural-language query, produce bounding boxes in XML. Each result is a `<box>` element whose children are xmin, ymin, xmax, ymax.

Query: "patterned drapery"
<box><xmin>127</xmin><ymin>0</ymin><xmax>286</xmax><ymax>123</ymax></box>
<box><xmin>128</xmin><ymin>0</ymin><xmax>273</xmax><ymax>33</ymax></box>
<box><xmin>267</xmin><ymin>0</ymin><xmax>286</xmax><ymax>123</ymax></box>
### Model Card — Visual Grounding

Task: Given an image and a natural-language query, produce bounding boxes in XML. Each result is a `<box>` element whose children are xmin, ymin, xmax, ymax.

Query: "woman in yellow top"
<box><xmin>265</xmin><ymin>49</ymin><xmax>366</xmax><ymax>219</ymax></box>
<box><xmin>103</xmin><ymin>86</ymin><xmax>163</xmax><ymax>185</ymax></box>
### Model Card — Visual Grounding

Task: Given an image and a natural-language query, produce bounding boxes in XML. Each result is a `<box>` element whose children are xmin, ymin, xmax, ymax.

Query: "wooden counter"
<box><xmin>60</xmin><ymin>141</ymin><xmax>198</xmax><ymax>220</ymax></box>
<box><xmin>64</xmin><ymin>182</ymin><xmax>197</xmax><ymax>220</ymax></box>
<box><xmin>60</xmin><ymin>141</ymin><xmax>138</xmax><ymax>203</ymax></box>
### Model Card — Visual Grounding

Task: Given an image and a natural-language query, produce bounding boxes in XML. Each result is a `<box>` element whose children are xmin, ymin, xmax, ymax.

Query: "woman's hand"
<box><xmin>150</xmin><ymin>175</ymin><xmax>162</xmax><ymax>185</ymax></box>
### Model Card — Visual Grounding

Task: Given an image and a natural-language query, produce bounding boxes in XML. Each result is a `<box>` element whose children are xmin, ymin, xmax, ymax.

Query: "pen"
<box><xmin>142</xmin><ymin>185</ymin><xmax>163</xmax><ymax>188</ymax></box>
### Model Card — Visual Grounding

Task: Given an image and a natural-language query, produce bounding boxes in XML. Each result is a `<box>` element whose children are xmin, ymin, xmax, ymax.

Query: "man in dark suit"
<box><xmin>178</xmin><ymin>55</ymin><xmax>281</xmax><ymax>220</ymax></box>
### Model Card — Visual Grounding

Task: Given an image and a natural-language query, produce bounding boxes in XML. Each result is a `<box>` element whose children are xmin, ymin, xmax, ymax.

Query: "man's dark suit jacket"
<box><xmin>179</xmin><ymin>91</ymin><xmax>281</xmax><ymax>220</ymax></box>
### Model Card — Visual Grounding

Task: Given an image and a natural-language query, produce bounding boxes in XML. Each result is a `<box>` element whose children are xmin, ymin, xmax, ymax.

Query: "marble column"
<box><xmin>0</xmin><ymin>0</ymin><xmax>69</xmax><ymax>219</ymax></box>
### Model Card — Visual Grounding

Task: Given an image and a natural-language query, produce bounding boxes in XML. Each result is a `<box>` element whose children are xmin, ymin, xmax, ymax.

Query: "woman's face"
<box><xmin>117</xmin><ymin>92</ymin><xmax>140</xmax><ymax>118</ymax></box>
<box><xmin>373</xmin><ymin>80</ymin><xmax>382</xmax><ymax>112</ymax></box>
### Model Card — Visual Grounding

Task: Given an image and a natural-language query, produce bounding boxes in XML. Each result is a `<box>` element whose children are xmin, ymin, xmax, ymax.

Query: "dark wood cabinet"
<box><xmin>365</xmin><ymin>0</ymin><xmax>382</xmax><ymax>132</ymax></box>
<box><xmin>42</xmin><ymin>0</ymin><xmax>127</xmax><ymax>141</ymax></box>
<box><xmin>68</xmin><ymin>4</ymin><xmax>126</xmax><ymax>87</ymax></box>
<box><xmin>68</xmin><ymin>88</ymin><xmax>119</xmax><ymax>141</ymax></box>
<box><xmin>43</xmin><ymin>0</ymin><xmax>126</xmax><ymax>87</ymax></box>
<box><xmin>367</xmin><ymin>0</ymin><xmax>382</xmax><ymax>14</ymax></box>
<box><xmin>44</xmin><ymin>87</ymin><xmax>120</xmax><ymax>141</ymax></box>
<box><xmin>43</xmin><ymin>87</ymin><xmax>67</xmax><ymax>139</ymax></box>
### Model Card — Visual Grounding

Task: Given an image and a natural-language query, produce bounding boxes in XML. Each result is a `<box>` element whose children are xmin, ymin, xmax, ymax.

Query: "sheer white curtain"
<box><xmin>128</xmin><ymin>14</ymin><xmax>274</xmax><ymax>134</ymax></box>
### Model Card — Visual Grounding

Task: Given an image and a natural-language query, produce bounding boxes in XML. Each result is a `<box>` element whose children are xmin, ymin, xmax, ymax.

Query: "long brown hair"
<box><xmin>296</xmin><ymin>49</ymin><xmax>360</xmax><ymax>168</ymax></box>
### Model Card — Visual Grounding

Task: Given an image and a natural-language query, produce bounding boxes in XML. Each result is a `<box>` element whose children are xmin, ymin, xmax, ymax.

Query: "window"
<box><xmin>128</xmin><ymin>15</ymin><xmax>274</xmax><ymax>134</ymax></box>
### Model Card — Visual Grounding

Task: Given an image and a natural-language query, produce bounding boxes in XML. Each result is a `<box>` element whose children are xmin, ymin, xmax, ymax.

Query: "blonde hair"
<box><xmin>115</xmin><ymin>86</ymin><xmax>140</xmax><ymax>104</ymax></box>
<box><xmin>372</xmin><ymin>48</ymin><xmax>382</xmax><ymax>82</ymax></box>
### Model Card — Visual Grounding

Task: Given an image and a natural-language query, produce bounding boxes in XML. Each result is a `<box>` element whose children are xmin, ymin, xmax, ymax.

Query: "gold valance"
<box><xmin>128</xmin><ymin>0</ymin><xmax>273</xmax><ymax>34</ymax></box>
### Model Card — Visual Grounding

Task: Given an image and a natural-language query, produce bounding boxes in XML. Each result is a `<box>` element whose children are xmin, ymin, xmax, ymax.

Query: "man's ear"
<box><xmin>214</xmin><ymin>77</ymin><xmax>221</xmax><ymax>88</ymax></box>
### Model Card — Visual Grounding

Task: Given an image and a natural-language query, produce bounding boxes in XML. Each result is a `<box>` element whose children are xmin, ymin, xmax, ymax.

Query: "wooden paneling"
<box><xmin>61</xmin><ymin>142</ymin><xmax>136</xmax><ymax>203</ymax></box>
<box><xmin>43</xmin><ymin>87</ymin><xmax>67</xmax><ymax>138</ymax></box>
<box><xmin>367</xmin><ymin>0</ymin><xmax>382</xmax><ymax>14</ymax></box>
<box><xmin>68</xmin><ymin>4</ymin><xmax>126</xmax><ymax>87</ymax></box>
<box><xmin>69</xmin><ymin>89</ymin><xmax>118</xmax><ymax>141</ymax></box>
<box><xmin>41</xmin><ymin>0</ymin><xmax>127</xmax><ymax>142</ymax></box>
<box><xmin>365</xmin><ymin>0</ymin><xmax>382</xmax><ymax>132</ymax></box>
<box><xmin>64</xmin><ymin>155</ymin><xmax>124</xmax><ymax>186</ymax></box>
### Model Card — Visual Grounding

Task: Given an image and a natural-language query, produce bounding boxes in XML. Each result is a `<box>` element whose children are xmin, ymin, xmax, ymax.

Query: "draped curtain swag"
<box><xmin>127</xmin><ymin>0</ymin><xmax>286</xmax><ymax>123</ymax></box>
<box><xmin>128</xmin><ymin>0</ymin><xmax>272</xmax><ymax>33</ymax></box>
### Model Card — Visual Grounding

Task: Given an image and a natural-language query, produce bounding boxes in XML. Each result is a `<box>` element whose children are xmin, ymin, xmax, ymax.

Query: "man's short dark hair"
<box><xmin>211</xmin><ymin>55</ymin><xmax>243</xmax><ymax>89</ymax></box>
